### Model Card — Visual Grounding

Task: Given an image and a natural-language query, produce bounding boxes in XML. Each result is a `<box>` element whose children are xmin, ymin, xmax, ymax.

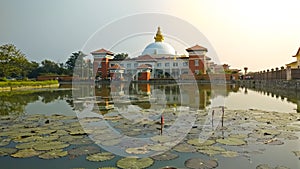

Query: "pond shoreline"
<box><xmin>0</xmin><ymin>80</ymin><xmax>59</xmax><ymax>91</ymax></box>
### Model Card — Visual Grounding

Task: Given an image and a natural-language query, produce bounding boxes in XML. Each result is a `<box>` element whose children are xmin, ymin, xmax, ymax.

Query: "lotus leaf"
<box><xmin>173</xmin><ymin>143</ymin><xmax>196</xmax><ymax>153</ymax></box>
<box><xmin>256</xmin><ymin>164</ymin><xmax>289</xmax><ymax>169</ymax></box>
<box><xmin>126</xmin><ymin>147</ymin><xmax>149</xmax><ymax>155</ymax></box>
<box><xmin>151</xmin><ymin>135</ymin><xmax>174</xmax><ymax>143</ymax></box>
<box><xmin>0</xmin><ymin>147</ymin><xmax>17</xmax><ymax>156</ymax></box>
<box><xmin>197</xmin><ymin>146</ymin><xmax>226</xmax><ymax>156</ymax></box>
<box><xmin>263</xmin><ymin>138</ymin><xmax>284</xmax><ymax>145</ymax></box>
<box><xmin>101</xmin><ymin>139</ymin><xmax>121</xmax><ymax>146</ymax></box>
<box><xmin>259</xmin><ymin>129</ymin><xmax>281</xmax><ymax>136</ymax></box>
<box><xmin>13</xmin><ymin>136</ymin><xmax>42</xmax><ymax>143</ymax></box>
<box><xmin>228</xmin><ymin>134</ymin><xmax>247</xmax><ymax>139</ymax></box>
<box><xmin>185</xmin><ymin>158</ymin><xmax>218</xmax><ymax>169</ymax></box>
<box><xmin>148</xmin><ymin>144</ymin><xmax>170</xmax><ymax>152</ymax></box>
<box><xmin>68</xmin><ymin>146</ymin><xmax>100</xmax><ymax>158</ymax></box>
<box><xmin>11</xmin><ymin>148</ymin><xmax>41</xmax><ymax>158</ymax></box>
<box><xmin>16</xmin><ymin>141</ymin><xmax>37</xmax><ymax>149</ymax></box>
<box><xmin>58</xmin><ymin>135</ymin><xmax>84</xmax><ymax>142</ymax></box>
<box><xmin>221</xmin><ymin>151</ymin><xmax>239</xmax><ymax>157</ymax></box>
<box><xmin>69</xmin><ymin>137</ymin><xmax>94</xmax><ymax>145</ymax></box>
<box><xmin>39</xmin><ymin>149</ymin><xmax>68</xmax><ymax>159</ymax></box>
<box><xmin>35</xmin><ymin>129</ymin><xmax>57</xmax><ymax>135</ymax></box>
<box><xmin>187</xmin><ymin>138</ymin><xmax>215</xmax><ymax>146</ymax></box>
<box><xmin>34</xmin><ymin>141</ymin><xmax>69</xmax><ymax>151</ymax></box>
<box><xmin>0</xmin><ymin>138</ymin><xmax>11</xmax><ymax>146</ymax></box>
<box><xmin>151</xmin><ymin>152</ymin><xmax>178</xmax><ymax>161</ymax></box>
<box><xmin>86</xmin><ymin>152</ymin><xmax>115</xmax><ymax>162</ymax></box>
<box><xmin>117</xmin><ymin>157</ymin><xmax>154</xmax><ymax>169</ymax></box>
<box><xmin>37</xmin><ymin>135</ymin><xmax>59</xmax><ymax>142</ymax></box>
<box><xmin>53</xmin><ymin>129</ymin><xmax>69</xmax><ymax>136</ymax></box>
<box><xmin>277</xmin><ymin>132</ymin><xmax>298</xmax><ymax>140</ymax></box>
<box><xmin>292</xmin><ymin>150</ymin><xmax>300</xmax><ymax>157</ymax></box>
<box><xmin>216</xmin><ymin>137</ymin><xmax>246</xmax><ymax>146</ymax></box>
<box><xmin>68</xmin><ymin>128</ymin><xmax>87</xmax><ymax>135</ymax></box>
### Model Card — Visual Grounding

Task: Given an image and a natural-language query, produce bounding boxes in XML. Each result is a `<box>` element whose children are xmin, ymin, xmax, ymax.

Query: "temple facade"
<box><xmin>92</xmin><ymin>27</ymin><xmax>221</xmax><ymax>81</ymax></box>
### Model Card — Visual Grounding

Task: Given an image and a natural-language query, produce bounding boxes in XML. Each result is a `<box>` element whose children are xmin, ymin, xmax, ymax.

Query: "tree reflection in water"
<box><xmin>0</xmin><ymin>89</ymin><xmax>72</xmax><ymax>116</ymax></box>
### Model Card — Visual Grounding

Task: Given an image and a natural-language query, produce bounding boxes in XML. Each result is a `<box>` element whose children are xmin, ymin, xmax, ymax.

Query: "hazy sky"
<box><xmin>1</xmin><ymin>0</ymin><xmax>300</xmax><ymax>71</ymax></box>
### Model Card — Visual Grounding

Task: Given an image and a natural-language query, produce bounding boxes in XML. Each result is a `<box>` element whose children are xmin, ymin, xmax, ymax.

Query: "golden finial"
<box><xmin>154</xmin><ymin>26</ymin><xmax>164</xmax><ymax>42</ymax></box>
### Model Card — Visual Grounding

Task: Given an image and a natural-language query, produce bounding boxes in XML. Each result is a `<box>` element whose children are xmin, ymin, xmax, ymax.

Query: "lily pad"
<box><xmin>187</xmin><ymin>138</ymin><xmax>215</xmax><ymax>146</ymax></box>
<box><xmin>58</xmin><ymin>135</ymin><xmax>84</xmax><ymax>142</ymax></box>
<box><xmin>216</xmin><ymin>137</ymin><xmax>246</xmax><ymax>146</ymax></box>
<box><xmin>256</xmin><ymin>164</ymin><xmax>289</xmax><ymax>169</ymax></box>
<box><xmin>86</xmin><ymin>152</ymin><xmax>115</xmax><ymax>162</ymax></box>
<box><xmin>221</xmin><ymin>151</ymin><xmax>239</xmax><ymax>157</ymax></box>
<box><xmin>292</xmin><ymin>150</ymin><xmax>300</xmax><ymax>157</ymax></box>
<box><xmin>197</xmin><ymin>145</ymin><xmax>226</xmax><ymax>156</ymax></box>
<box><xmin>148</xmin><ymin>144</ymin><xmax>170</xmax><ymax>152</ymax></box>
<box><xmin>173</xmin><ymin>143</ymin><xmax>196</xmax><ymax>153</ymax></box>
<box><xmin>35</xmin><ymin>141</ymin><xmax>69</xmax><ymax>151</ymax></box>
<box><xmin>101</xmin><ymin>139</ymin><xmax>121</xmax><ymax>146</ymax></box>
<box><xmin>117</xmin><ymin>157</ymin><xmax>154</xmax><ymax>169</ymax></box>
<box><xmin>11</xmin><ymin>148</ymin><xmax>41</xmax><ymax>158</ymax></box>
<box><xmin>185</xmin><ymin>158</ymin><xmax>218</xmax><ymax>169</ymax></box>
<box><xmin>126</xmin><ymin>147</ymin><xmax>149</xmax><ymax>155</ymax></box>
<box><xmin>0</xmin><ymin>138</ymin><xmax>11</xmax><ymax>146</ymax></box>
<box><xmin>16</xmin><ymin>141</ymin><xmax>37</xmax><ymax>149</ymax></box>
<box><xmin>39</xmin><ymin>149</ymin><xmax>68</xmax><ymax>159</ymax></box>
<box><xmin>151</xmin><ymin>135</ymin><xmax>174</xmax><ymax>143</ymax></box>
<box><xmin>68</xmin><ymin>146</ymin><xmax>101</xmax><ymax>159</ymax></box>
<box><xmin>151</xmin><ymin>152</ymin><xmax>178</xmax><ymax>161</ymax></box>
<box><xmin>69</xmin><ymin>137</ymin><xmax>94</xmax><ymax>145</ymax></box>
<box><xmin>0</xmin><ymin>147</ymin><xmax>17</xmax><ymax>156</ymax></box>
<box><xmin>263</xmin><ymin>138</ymin><xmax>284</xmax><ymax>145</ymax></box>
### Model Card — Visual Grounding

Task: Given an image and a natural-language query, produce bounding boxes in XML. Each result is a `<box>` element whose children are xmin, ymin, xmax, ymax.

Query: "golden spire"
<box><xmin>154</xmin><ymin>26</ymin><xmax>164</xmax><ymax>42</ymax></box>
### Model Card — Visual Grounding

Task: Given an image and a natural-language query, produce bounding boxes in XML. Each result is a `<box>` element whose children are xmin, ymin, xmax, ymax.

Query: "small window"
<box><xmin>183</xmin><ymin>62</ymin><xmax>188</xmax><ymax>66</ymax></box>
<box><xmin>127</xmin><ymin>63</ymin><xmax>131</xmax><ymax>68</ymax></box>
<box><xmin>120</xmin><ymin>64</ymin><xmax>124</xmax><ymax>67</ymax></box>
<box><xmin>134</xmin><ymin>63</ymin><xmax>138</xmax><ymax>67</ymax></box>
<box><xmin>98</xmin><ymin>62</ymin><xmax>102</xmax><ymax>68</ymax></box>
<box><xmin>165</xmin><ymin>63</ymin><xmax>170</xmax><ymax>67</ymax></box>
<box><xmin>157</xmin><ymin>63</ymin><xmax>162</xmax><ymax>67</ymax></box>
<box><xmin>195</xmin><ymin>60</ymin><xmax>199</xmax><ymax>66</ymax></box>
<box><xmin>173</xmin><ymin>63</ymin><xmax>178</xmax><ymax>67</ymax></box>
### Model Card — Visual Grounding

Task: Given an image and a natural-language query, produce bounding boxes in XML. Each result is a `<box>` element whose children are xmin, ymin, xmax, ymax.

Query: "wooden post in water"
<box><xmin>221</xmin><ymin>106</ymin><xmax>224</xmax><ymax>127</ymax></box>
<box><xmin>160</xmin><ymin>115</ymin><xmax>164</xmax><ymax>135</ymax></box>
<box><xmin>211</xmin><ymin>110</ymin><xmax>214</xmax><ymax>127</ymax></box>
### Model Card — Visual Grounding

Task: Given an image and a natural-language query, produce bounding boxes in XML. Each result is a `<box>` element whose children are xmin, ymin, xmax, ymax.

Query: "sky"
<box><xmin>1</xmin><ymin>0</ymin><xmax>300</xmax><ymax>72</ymax></box>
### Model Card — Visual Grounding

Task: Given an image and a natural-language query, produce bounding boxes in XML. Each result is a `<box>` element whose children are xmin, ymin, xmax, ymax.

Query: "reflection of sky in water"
<box><xmin>25</xmin><ymin>99</ymin><xmax>75</xmax><ymax>116</ymax></box>
<box><xmin>224</xmin><ymin>88</ymin><xmax>296</xmax><ymax>113</ymax></box>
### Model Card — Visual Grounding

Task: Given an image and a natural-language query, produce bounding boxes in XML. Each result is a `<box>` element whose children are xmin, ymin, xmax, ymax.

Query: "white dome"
<box><xmin>142</xmin><ymin>42</ymin><xmax>176</xmax><ymax>56</ymax></box>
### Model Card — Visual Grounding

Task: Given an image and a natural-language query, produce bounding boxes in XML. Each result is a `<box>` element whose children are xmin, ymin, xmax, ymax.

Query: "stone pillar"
<box><xmin>286</xmin><ymin>66</ymin><xmax>292</xmax><ymax>80</ymax></box>
<box><xmin>275</xmin><ymin>67</ymin><xmax>279</xmax><ymax>80</ymax></box>
<box><xmin>281</xmin><ymin>66</ymin><xmax>285</xmax><ymax>80</ymax></box>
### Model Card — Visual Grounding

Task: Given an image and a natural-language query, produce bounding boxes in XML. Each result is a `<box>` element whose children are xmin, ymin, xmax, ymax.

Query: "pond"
<box><xmin>0</xmin><ymin>83</ymin><xmax>299</xmax><ymax>169</ymax></box>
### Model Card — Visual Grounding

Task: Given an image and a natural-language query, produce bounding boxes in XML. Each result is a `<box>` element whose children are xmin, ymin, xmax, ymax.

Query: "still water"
<box><xmin>0</xmin><ymin>83</ymin><xmax>299</xmax><ymax>169</ymax></box>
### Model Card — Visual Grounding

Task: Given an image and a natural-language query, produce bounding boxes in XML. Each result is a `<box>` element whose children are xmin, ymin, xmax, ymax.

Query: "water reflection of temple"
<box><xmin>93</xmin><ymin>83</ymin><xmax>239</xmax><ymax>113</ymax></box>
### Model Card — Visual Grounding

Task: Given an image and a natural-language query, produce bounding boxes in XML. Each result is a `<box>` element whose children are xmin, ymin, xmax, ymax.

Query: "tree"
<box><xmin>0</xmin><ymin>44</ymin><xmax>32</xmax><ymax>78</ymax></box>
<box><xmin>113</xmin><ymin>53</ymin><xmax>128</xmax><ymax>60</ymax></box>
<box><xmin>65</xmin><ymin>51</ymin><xmax>86</xmax><ymax>75</ymax></box>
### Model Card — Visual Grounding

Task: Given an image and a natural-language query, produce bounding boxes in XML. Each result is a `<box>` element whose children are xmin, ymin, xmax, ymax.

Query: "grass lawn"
<box><xmin>0</xmin><ymin>80</ymin><xmax>59</xmax><ymax>87</ymax></box>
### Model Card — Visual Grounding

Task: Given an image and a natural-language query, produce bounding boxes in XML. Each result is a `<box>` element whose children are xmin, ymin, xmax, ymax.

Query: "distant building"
<box><xmin>286</xmin><ymin>47</ymin><xmax>300</xmax><ymax>68</ymax></box>
<box><xmin>92</xmin><ymin>27</ymin><xmax>227</xmax><ymax>80</ymax></box>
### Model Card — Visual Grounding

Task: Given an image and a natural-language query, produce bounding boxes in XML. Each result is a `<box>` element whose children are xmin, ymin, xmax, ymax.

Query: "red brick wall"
<box><xmin>93</xmin><ymin>58</ymin><xmax>109</xmax><ymax>79</ymax></box>
<box><xmin>138</xmin><ymin>72</ymin><xmax>150</xmax><ymax>81</ymax></box>
<box><xmin>188</xmin><ymin>55</ymin><xmax>205</xmax><ymax>74</ymax></box>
